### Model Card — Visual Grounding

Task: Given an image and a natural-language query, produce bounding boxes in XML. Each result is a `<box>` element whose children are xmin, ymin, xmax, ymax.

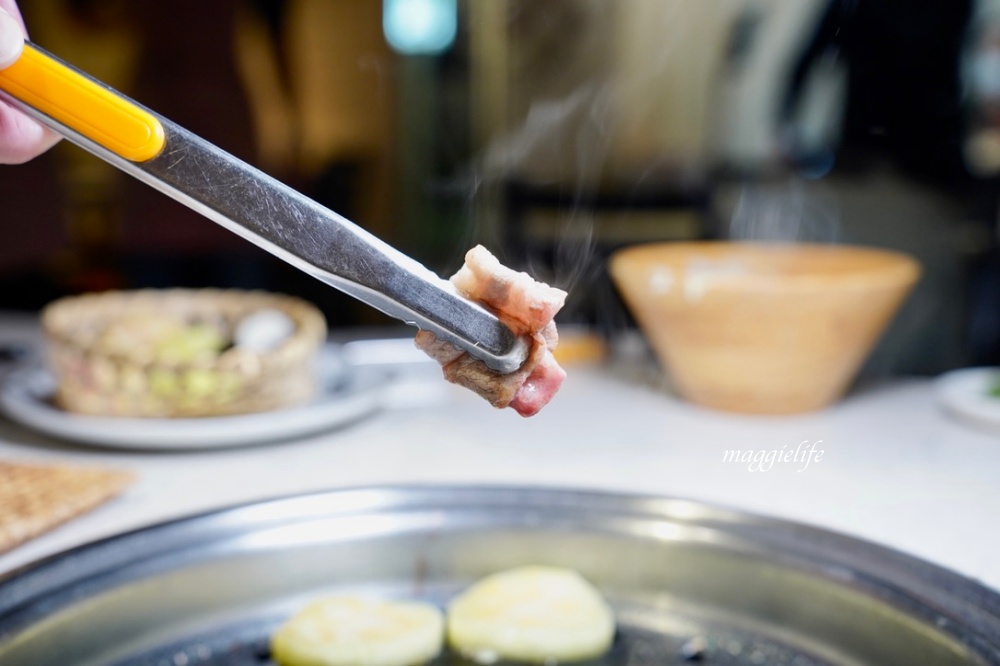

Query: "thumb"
<box><xmin>0</xmin><ymin>7</ymin><xmax>24</xmax><ymax>69</ymax></box>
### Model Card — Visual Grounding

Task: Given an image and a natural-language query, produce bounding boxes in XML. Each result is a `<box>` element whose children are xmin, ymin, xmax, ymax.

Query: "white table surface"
<box><xmin>0</xmin><ymin>314</ymin><xmax>998</xmax><ymax>596</ymax></box>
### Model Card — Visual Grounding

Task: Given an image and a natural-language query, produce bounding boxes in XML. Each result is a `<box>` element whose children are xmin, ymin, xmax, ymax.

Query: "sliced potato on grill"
<box><xmin>270</xmin><ymin>596</ymin><xmax>444</xmax><ymax>666</ymax></box>
<box><xmin>447</xmin><ymin>566</ymin><xmax>615</xmax><ymax>663</ymax></box>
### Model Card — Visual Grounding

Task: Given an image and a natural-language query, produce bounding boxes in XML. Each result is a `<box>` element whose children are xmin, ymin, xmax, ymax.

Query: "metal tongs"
<box><xmin>0</xmin><ymin>43</ymin><xmax>528</xmax><ymax>373</ymax></box>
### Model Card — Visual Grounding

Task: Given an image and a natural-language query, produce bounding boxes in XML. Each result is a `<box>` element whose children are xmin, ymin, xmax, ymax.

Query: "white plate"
<box><xmin>0</xmin><ymin>346</ymin><xmax>391</xmax><ymax>450</ymax></box>
<box><xmin>935</xmin><ymin>367</ymin><xmax>1000</xmax><ymax>433</ymax></box>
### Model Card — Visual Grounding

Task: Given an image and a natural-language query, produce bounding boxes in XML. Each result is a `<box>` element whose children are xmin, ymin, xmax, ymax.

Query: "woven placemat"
<box><xmin>0</xmin><ymin>461</ymin><xmax>133</xmax><ymax>555</ymax></box>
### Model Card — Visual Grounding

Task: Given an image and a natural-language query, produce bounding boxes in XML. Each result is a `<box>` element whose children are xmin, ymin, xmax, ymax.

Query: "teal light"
<box><xmin>383</xmin><ymin>0</ymin><xmax>457</xmax><ymax>55</ymax></box>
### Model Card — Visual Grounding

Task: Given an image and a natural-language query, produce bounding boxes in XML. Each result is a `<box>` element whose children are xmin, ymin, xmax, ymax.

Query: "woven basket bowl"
<box><xmin>41</xmin><ymin>289</ymin><xmax>327</xmax><ymax>418</ymax></box>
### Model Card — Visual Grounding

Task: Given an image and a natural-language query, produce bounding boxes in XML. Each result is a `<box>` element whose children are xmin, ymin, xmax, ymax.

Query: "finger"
<box><xmin>0</xmin><ymin>6</ymin><xmax>24</xmax><ymax>69</ymax></box>
<box><xmin>0</xmin><ymin>3</ymin><xmax>61</xmax><ymax>162</ymax></box>
<box><xmin>0</xmin><ymin>100</ymin><xmax>60</xmax><ymax>164</ymax></box>
<box><xmin>0</xmin><ymin>0</ymin><xmax>27</xmax><ymax>32</ymax></box>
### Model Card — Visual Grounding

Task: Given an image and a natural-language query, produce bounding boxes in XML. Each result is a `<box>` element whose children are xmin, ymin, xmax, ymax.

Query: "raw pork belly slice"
<box><xmin>451</xmin><ymin>246</ymin><xmax>567</xmax><ymax>335</ymax></box>
<box><xmin>415</xmin><ymin>246</ymin><xmax>568</xmax><ymax>417</ymax></box>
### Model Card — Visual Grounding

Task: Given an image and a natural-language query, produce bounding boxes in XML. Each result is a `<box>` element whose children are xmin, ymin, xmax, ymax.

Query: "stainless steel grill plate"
<box><xmin>0</xmin><ymin>486</ymin><xmax>997</xmax><ymax>665</ymax></box>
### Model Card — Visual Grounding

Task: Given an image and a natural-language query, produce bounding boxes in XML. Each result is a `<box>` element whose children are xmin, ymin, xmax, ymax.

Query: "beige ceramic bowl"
<box><xmin>609</xmin><ymin>242</ymin><xmax>921</xmax><ymax>414</ymax></box>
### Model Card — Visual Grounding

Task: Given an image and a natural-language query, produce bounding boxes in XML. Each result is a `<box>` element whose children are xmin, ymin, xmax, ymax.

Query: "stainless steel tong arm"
<box><xmin>0</xmin><ymin>43</ymin><xmax>528</xmax><ymax>373</ymax></box>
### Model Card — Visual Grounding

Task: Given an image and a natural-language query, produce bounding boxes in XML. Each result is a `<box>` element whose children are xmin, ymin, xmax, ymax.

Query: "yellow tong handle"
<box><xmin>0</xmin><ymin>43</ymin><xmax>164</xmax><ymax>162</ymax></box>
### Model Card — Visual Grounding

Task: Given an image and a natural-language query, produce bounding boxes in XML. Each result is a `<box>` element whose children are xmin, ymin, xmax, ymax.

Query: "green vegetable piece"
<box><xmin>154</xmin><ymin>324</ymin><xmax>227</xmax><ymax>364</ymax></box>
<box><xmin>149</xmin><ymin>369</ymin><xmax>180</xmax><ymax>397</ymax></box>
<box><xmin>183</xmin><ymin>368</ymin><xmax>220</xmax><ymax>398</ymax></box>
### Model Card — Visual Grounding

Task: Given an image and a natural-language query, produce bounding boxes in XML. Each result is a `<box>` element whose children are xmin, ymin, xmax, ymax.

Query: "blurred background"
<box><xmin>2</xmin><ymin>0</ymin><xmax>1000</xmax><ymax>378</ymax></box>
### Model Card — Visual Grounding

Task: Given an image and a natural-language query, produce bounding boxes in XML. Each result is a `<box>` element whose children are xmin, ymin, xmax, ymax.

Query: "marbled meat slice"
<box><xmin>414</xmin><ymin>329</ymin><xmax>465</xmax><ymax>365</ymax></box>
<box><xmin>451</xmin><ymin>245</ymin><xmax>567</xmax><ymax>335</ymax></box>
<box><xmin>509</xmin><ymin>348</ymin><xmax>566</xmax><ymax>417</ymax></box>
<box><xmin>416</xmin><ymin>246</ymin><xmax>568</xmax><ymax>417</ymax></box>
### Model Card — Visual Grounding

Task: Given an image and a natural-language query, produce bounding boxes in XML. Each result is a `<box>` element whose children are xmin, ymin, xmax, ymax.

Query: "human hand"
<box><xmin>0</xmin><ymin>0</ymin><xmax>60</xmax><ymax>164</ymax></box>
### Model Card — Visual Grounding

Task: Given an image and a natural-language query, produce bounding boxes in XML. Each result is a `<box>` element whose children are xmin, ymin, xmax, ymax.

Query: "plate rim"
<box><xmin>0</xmin><ymin>350</ymin><xmax>390</xmax><ymax>450</ymax></box>
<box><xmin>935</xmin><ymin>366</ymin><xmax>1000</xmax><ymax>432</ymax></box>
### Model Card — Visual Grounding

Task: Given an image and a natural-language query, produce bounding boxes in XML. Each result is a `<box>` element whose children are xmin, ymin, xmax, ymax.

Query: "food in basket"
<box><xmin>90</xmin><ymin>313</ymin><xmax>228</xmax><ymax>364</ymax></box>
<box><xmin>270</xmin><ymin>596</ymin><xmax>445</xmax><ymax>666</ymax></box>
<box><xmin>446</xmin><ymin>565</ymin><xmax>615</xmax><ymax>664</ymax></box>
<box><xmin>415</xmin><ymin>246</ymin><xmax>568</xmax><ymax>417</ymax></box>
<box><xmin>42</xmin><ymin>289</ymin><xmax>326</xmax><ymax>418</ymax></box>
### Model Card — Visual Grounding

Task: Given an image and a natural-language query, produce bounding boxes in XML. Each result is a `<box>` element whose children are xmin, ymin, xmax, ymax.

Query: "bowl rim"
<box><xmin>609</xmin><ymin>241</ymin><xmax>921</xmax><ymax>292</ymax></box>
<box><xmin>40</xmin><ymin>288</ymin><xmax>327</xmax><ymax>366</ymax></box>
